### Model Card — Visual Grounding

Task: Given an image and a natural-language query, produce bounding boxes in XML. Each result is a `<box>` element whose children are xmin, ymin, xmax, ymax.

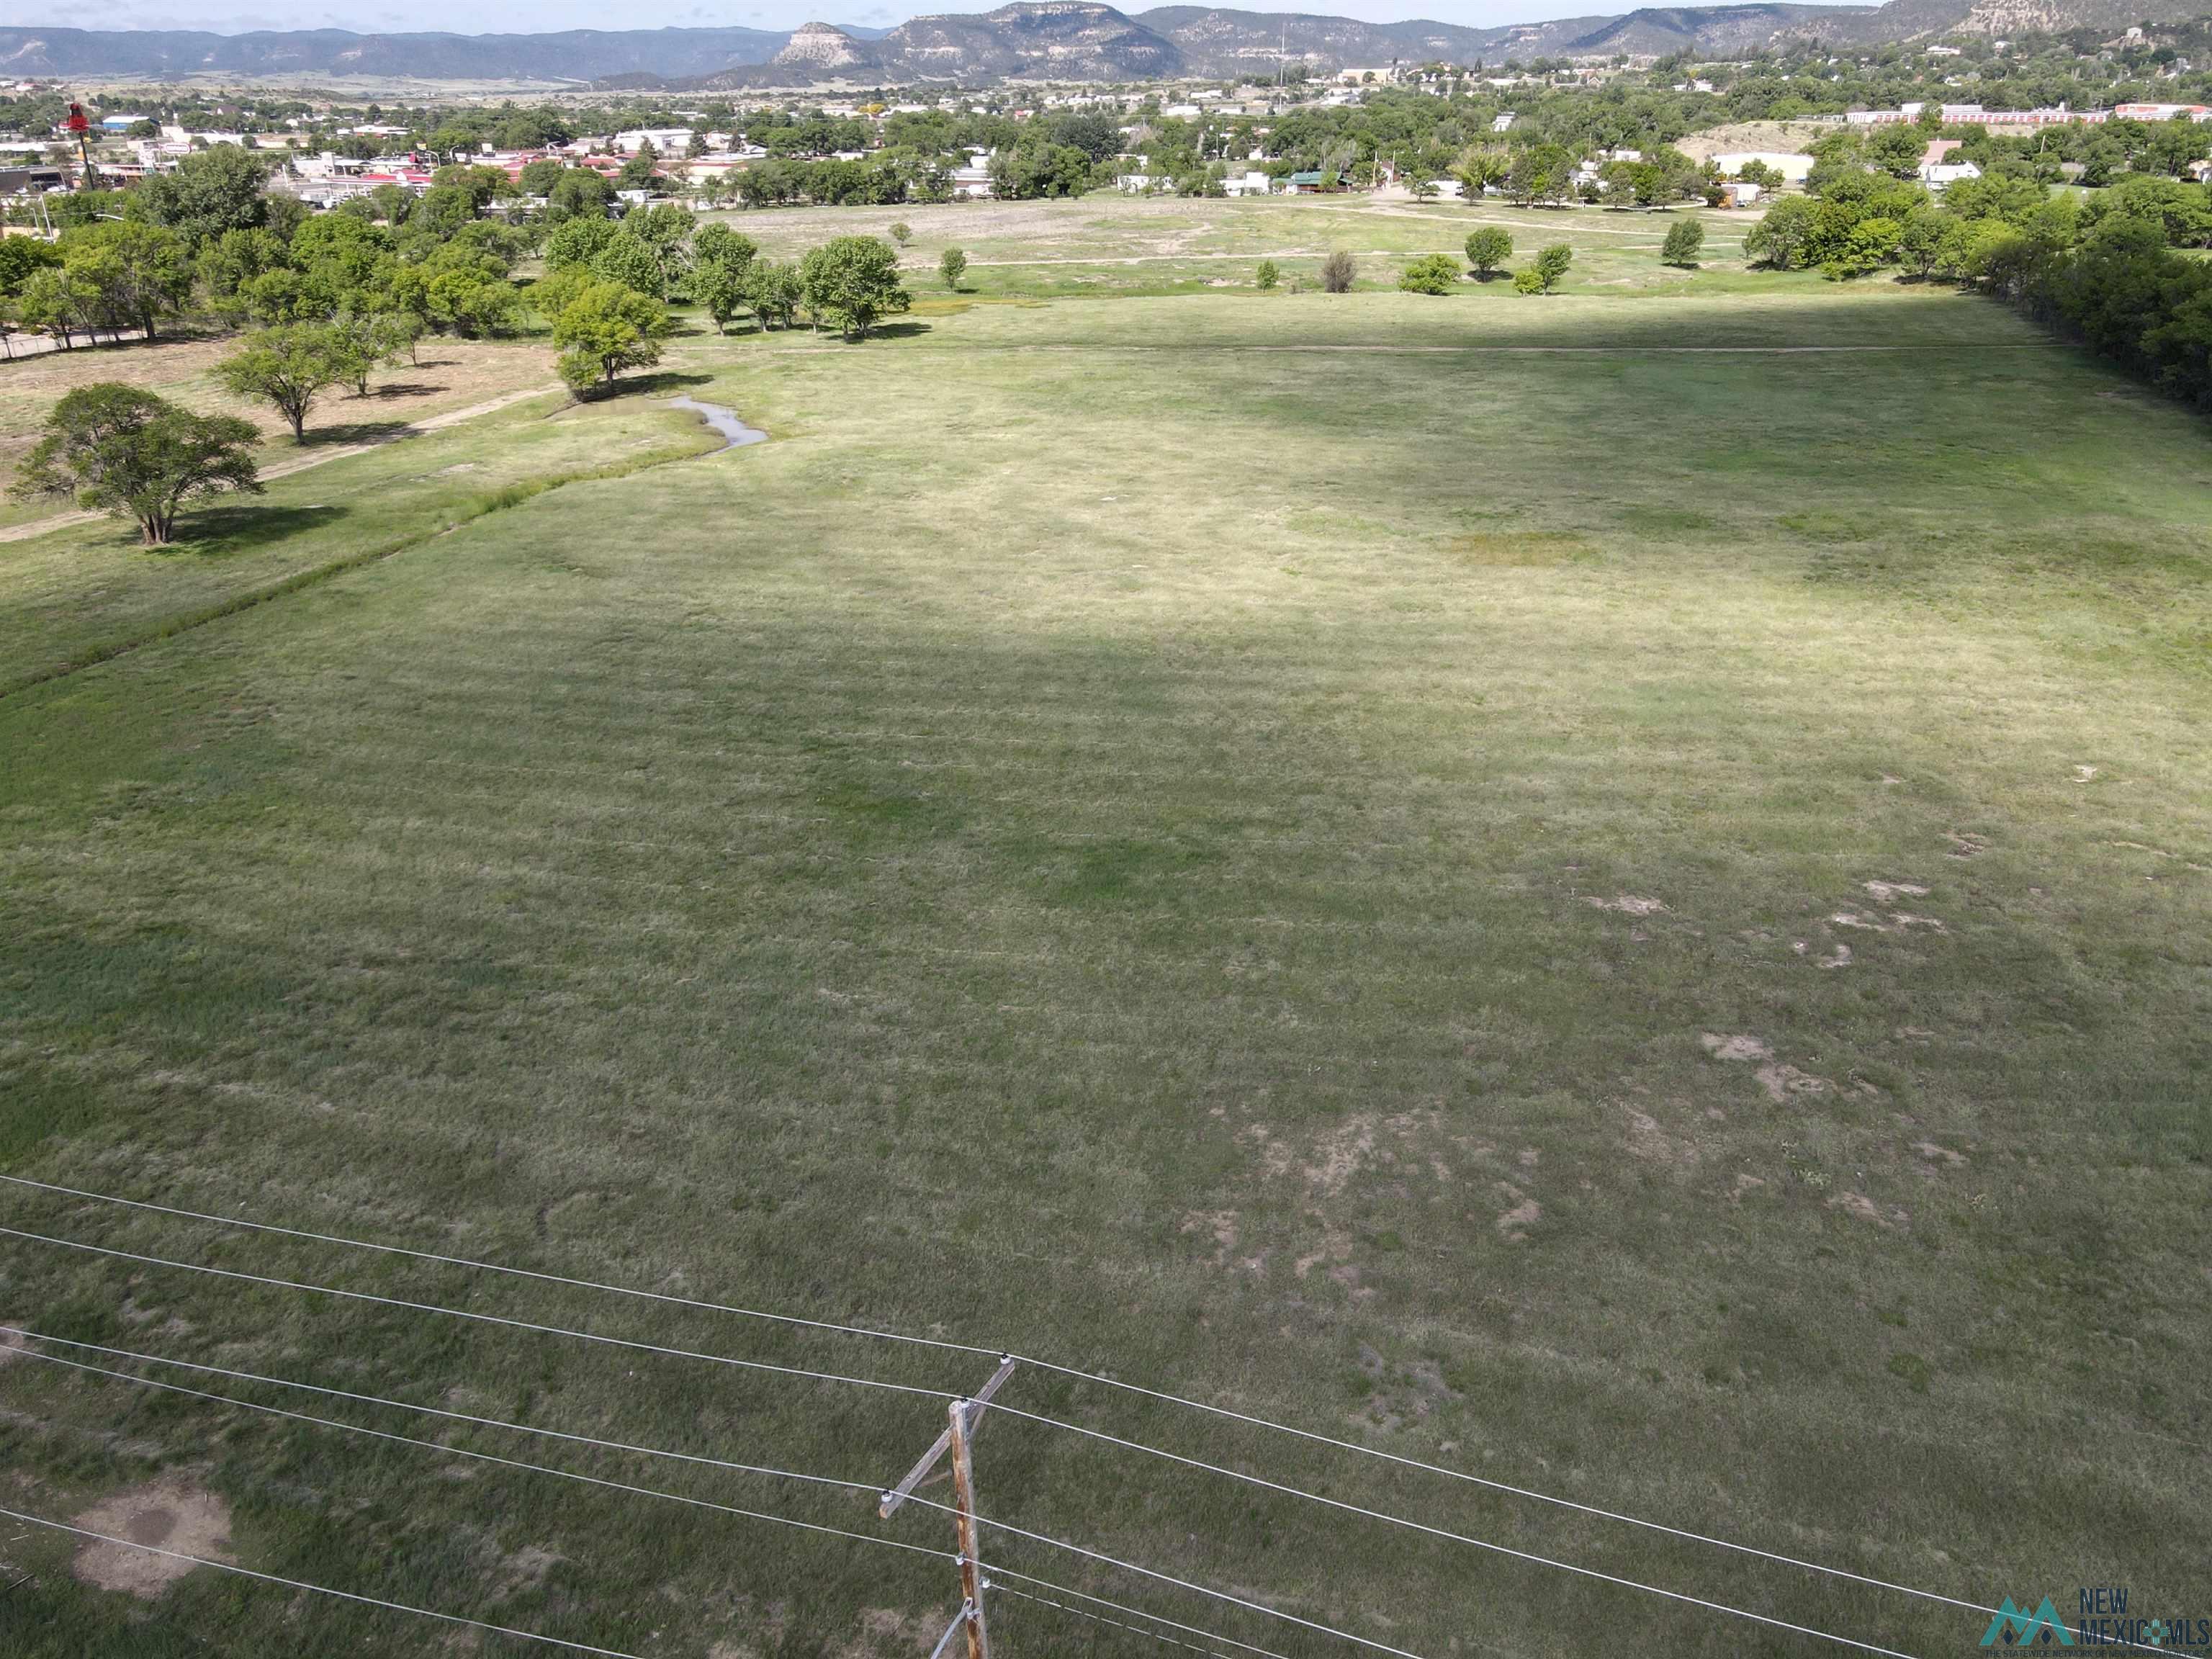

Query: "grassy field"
<box><xmin>709</xmin><ymin>194</ymin><xmax>1781</xmax><ymax>300</ymax></box>
<box><xmin>1</xmin><ymin>201</ymin><xmax>2209</xmax><ymax>1659</ymax></box>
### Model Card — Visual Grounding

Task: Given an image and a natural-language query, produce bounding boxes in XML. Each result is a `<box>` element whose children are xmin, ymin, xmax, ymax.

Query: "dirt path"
<box><xmin>0</xmin><ymin>382</ymin><xmax>563</xmax><ymax>545</ymax></box>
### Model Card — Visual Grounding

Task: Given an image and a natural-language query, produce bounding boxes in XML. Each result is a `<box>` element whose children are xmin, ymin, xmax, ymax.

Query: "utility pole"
<box><xmin>882</xmin><ymin>1357</ymin><xmax>1015</xmax><ymax>1659</ymax></box>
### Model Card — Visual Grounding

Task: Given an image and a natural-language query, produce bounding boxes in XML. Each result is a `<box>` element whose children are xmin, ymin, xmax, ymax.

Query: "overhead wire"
<box><xmin>1001</xmin><ymin>1357</ymin><xmax>2003</xmax><ymax>1619</ymax></box>
<box><xmin>966</xmin><ymin>1403</ymin><xmax>1935</xmax><ymax>1659</ymax></box>
<box><xmin>14</xmin><ymin>1342</ymin><xmax>950</xmax><ymax>1563</ymax></box>
<box><xmin>0</xmin><ymin>1182</ymin><xmax>2090</xmax><ymax>1655</ymax></box>
<box><xmin>1</xmin><ymin>1326</ymin><xmax>883</xmax><ymax>1497</ymax></box>
<box><xmin>0</xmin><ymin>1172</ymin><xmax>998</xmax><ymax>1358</ymax></box>
<box><xmin>0</xmin><ymin>1502</ymin><xmax>651</xmax><ymax>1658</ymax></box>
<box><xmin>0</xmin><ymin>1225</ymin><xmax>947</xmax><ymax>1399</ymax></box>
<box><xmin>988</xmin><ymin>1576</ymin><xmax>1273</xmax><ymax>1659</ymax></box>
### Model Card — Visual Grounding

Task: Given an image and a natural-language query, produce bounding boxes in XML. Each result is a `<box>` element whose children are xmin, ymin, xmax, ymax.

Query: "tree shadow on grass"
<box><xmin>359</xmin><ymin>382</ymin><xmax>445</xmax><ymax>400</ymax></box>
<box><xmin>862</xmin><ymin>319</ymin><xmax>934</xmax><ymax>341</ymax></box>
<box><xmin>168</xmin><ymin>503</ymin><xmax>345</xmax><ymax>557</ymax></box>
<box><xmin>300</xmin><ymin>420</ymin><xmax>413</xmax><ymax>448</ymax></box>
<box><xmin>586</xmin><ymin>370</ymin><xmax>715</xmax><ymax>402</ymax></box>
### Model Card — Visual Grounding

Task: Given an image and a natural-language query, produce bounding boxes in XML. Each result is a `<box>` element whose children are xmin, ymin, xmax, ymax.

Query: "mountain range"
<box><xmin>0</xmin><ymin>0</ymin><xmax>2193</xmax><ymax>88</ymax></box>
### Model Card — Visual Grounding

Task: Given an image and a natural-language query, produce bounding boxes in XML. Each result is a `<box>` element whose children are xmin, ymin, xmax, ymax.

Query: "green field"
<box><xmin>1</xmin><ymin>204</ymin><xmax>2209</xmax><ymax>1659</ymax></box>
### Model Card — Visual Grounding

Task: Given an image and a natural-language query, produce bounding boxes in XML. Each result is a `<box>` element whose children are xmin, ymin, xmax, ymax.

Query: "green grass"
<box><xmin>0</xmin><ymin>222</ymin><xmax>2208</xmax><ymax>1659</ymax></box>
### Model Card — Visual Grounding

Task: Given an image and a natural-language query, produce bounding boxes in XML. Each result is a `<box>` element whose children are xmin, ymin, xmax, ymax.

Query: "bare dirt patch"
<box><xmin>1756</xmin><ymin>1063</ymin><xmax>1831</xmax><ymax>1103</ymax></box>
<box><xmin>1862</xmin><ymin>881</ymin><xmax>1929</xmax><ymax>902</ymax></box>
<box><xmin>71</xmin><ymin>1479</ymin><xmax>233</xmax><ymax>1598</ymax></box>
<box><xmin>1700</xmin><ymin>1033</ymin><xmax>1771</xmax><ymax>1062</ymax></box>
<box><xmin>1588</xmin><ymin>894</ymin><xmax>1667</xmax><ymax>914</ymax></box>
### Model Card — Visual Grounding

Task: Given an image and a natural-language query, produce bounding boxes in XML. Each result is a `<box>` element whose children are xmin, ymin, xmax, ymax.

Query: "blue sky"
<box><xmin>51</xmin><ymin>0</ymin><xmax>1861</xmax><ymax>38</ymax></box>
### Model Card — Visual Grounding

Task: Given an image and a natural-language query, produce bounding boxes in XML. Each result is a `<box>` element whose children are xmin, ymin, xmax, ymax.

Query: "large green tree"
<box><xmin>215</xmin><ymin>324</ymin><xmax>355</xmax><ymax>442</ymax></box>
<box><xmin>799</xmin><ymin>236</ymin><xmax>911</xmax><ymax>341</ymax></box>
<box><xmin>11</xmin><ymin>382</ymin><xmax>261</xmax><ymax>544</ymax></box>
<box><xmin>551</xmin><ymin>280</ymin><xmax>673</xmax><ymax>392</ymax></box>
<box><xmin>130</xmin><ymin>145</ymin><xmax>273</xmax><ymax>252</ymax></box>
<box><xmin>62</xmin><ymin>222</ymin><xmax>192</xmax><ymax>340</ymax></box>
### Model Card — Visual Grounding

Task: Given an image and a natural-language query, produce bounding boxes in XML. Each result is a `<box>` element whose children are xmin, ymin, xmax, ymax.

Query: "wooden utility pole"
<box><xmin>947</xmin><ymin>1398</ymin><xmax>990</xmax><ymax>1659</ymax></box>
<box><xmin>881</xmin><ymin>1357</ymin><xmax>1015</xmax><ymax>1658</ymax></box>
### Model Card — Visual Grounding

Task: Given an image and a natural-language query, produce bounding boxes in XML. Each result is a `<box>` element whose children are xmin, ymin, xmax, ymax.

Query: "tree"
<box><xmin>592</xmin><ymin>234</ymin><xmax>667</xmax><ymax>300</ymax></box>
<box><xmin>547</xmin><ymin>168</ymin><xmax>614</xmax><ymax>222</ymax></box>
<box><xmin>1897</xmin><ymin>206</ymin><xmax>1960</xmax><ymax>280</ymax></box>
<box><xmin>547</xmin><ymin>215</ymin><xmax>622</xmax><ymax>271</ymax></box>
<box><xmin>216</xmin><ymin>324</ymin><xmax>354</xmax><ymax>442</ymax></box>
<box><xmin>62</xmin><ymin>222</ymin><xmax>192</xmax><ymax>340</ymax></box>
<box><xmin>745</xmin><ymin>261</ymin><xmax>804</xmax><ymax>330</ymax></box>
<box><xmin>1512</xmin><ymin>266</ymin><xmax>1546</xmax><ymax>295</ymax></box>
<box><xmin>1465</xmin><ymin>225</ymin><xmax>1512</xmax><ymax>279</ymax></box>
<box><xmin>131</xmin><ymin>145</ymin><xmax>272</xmax><ymax>251</ymax></box>
<box><xmin>939</xmin><ymin>246</ymin><xmax>968</xmax><ymax>290</ymax></box>
<box><xmin>1319</xmin><ymin>250</ymin><xmax>1357</xmax><ymax>292</ymax></box>
<box><xmin>799</xmin><ymin>236</ymin><xmax>911</xmax><ymax>341</ymax></box>
<box><xmin>17</xmin><ymin>266</ymin><xmax>97</xmax><ymax>348</ymax></box>
<box><xmin>1661</xmin><ymin>220</ymin><xmax>1706</xmax><ymax>267</ymax></box>
<box><xmin>552</xmin><ymin>280</ymin><xmax>673</xmax><ymax>392</ymax></box>
<box><xmin>889</xmin><ymin>221</ymin><xmax>912</xmax><ymax>245</ymax></box>
<box><xmin>1745</xmin><ymin>197</ymin><xmax>1818</xmax><ymax>269</ymax></box>
<box><xmin>11</xmin><ymin>383</ymin><xmax>261</xmax><ymax>545</ymax></box>
<box><xmin>693</xmin><ymin>258</ymin><xmax>751</xmax><ymax>333</ymax></box>
<box><xmin>693</xmin><ymin>224</ymin><xmax>757</xmax><ymax>276</ymax></box>
<box><xmin>619</xmin><ymin>141</ymin><xmax>663</xmax><ymax>194</ymax></box>
<box><xmin>1399</xmin><ymin>253</ymin><xmax>1461</xmax><ymax>295</ymax></box>
<box><xmin>1255</xmin><ymin>258</ymin><xmax>1278</xmax><ymax>291</ymax></box>
<box><xmin>1532</xmin><ymin>243</ymin><xmax>1573</xmax><ymax>292</ymax></box>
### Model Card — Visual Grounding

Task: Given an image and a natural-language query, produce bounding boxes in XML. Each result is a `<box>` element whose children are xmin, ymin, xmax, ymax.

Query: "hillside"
<box><xmin>0</xmin><ymin>24</ymin><xmax>791</xmax><ymax>83</ymax></box>
<box><xmin>6</xmin><ymin>0</ymin><xmax>2211</xmax><ymax>86</ymax></box>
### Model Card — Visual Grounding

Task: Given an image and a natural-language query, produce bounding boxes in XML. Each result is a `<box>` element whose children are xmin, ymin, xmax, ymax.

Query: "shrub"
<box><xmin>1661</xmin><ymin>220</ymin><xmax>1706</xmax><ymax>267</ymax></box>
<box><xmin>1319</xmin><ymin>251</ymin><xmax>1357</xmax><ymax>292</ymax></box>
<box><xmin>1512</xmin><ymin>267</ymin><xmax>1546</xmax><ymax>295</ymax></box>
<box><xmin>1465</xmin><ymin>225</ymin><xmax>1513</xmax><ymax>278</ymax></box>
<box><xmin>1255</xmin><ymin>259</ymin><xmax>1278</xmax><ymax>290</ymax></box>
<box><xmin>940</xmin><ymin>247</ymin><xmax>968</xmax><ymax>290</ymax></box>
<box><xmin>1398</xmin><ymin>253</ymin><xmax>1461</xmax><ymax>295</ymax></box>
<box><xmin>888</xmin><ymin>221</ymin><xmax>912</xmax><ymax>245</ymax></box>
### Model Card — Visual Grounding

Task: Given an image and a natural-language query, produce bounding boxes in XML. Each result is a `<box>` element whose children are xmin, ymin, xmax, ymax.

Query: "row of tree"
<box><xmin>1745</xmin><ymin>147</ymin><xmax>2212</xmax><ymax>410</ymax></box>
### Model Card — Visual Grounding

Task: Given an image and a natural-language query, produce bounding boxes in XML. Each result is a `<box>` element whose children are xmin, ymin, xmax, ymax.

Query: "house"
<box><xmin>1491</xmin><ymin>112</ymin><xmax>1516</xmax><ymax>133</ymax></box>
<box><xmin>1921</xmin><ymin>160</ymin><xmax>1982</xmax><ymax>189</ymax></box>
<box><xmin>613</xmin><ymin>127</ymin><xmax>692</xmax><ymax>154</ymax></box>
<box><xmin>1283</xmin><ymin>169</ymin><xmax>1332</xmax><ymax>193</ymax></box>
<box><xmin>1719</xmin><ymin>180</ymin><xmax>1761</xmax><ymax>207</ymax></box>
<box><xmin>950</xmin><ymin>148</ymin><xmax>994</xmax><ymax>199</ymax></box>
<box><xmin>1221</xmin><ymin>170</ymin><xmax>1272</xmax><ymax>196</ymax></box>
<box><xmin>1116</xmin><ymin>172</ymin><xmax>1159</xmax><ymax>192</ymax></box>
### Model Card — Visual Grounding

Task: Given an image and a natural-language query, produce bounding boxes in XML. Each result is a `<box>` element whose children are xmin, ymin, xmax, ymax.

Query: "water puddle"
<box><xmin>667</xmin><ymin>396</ymin><xmax>767</xmax><ymax>451</ymax></box>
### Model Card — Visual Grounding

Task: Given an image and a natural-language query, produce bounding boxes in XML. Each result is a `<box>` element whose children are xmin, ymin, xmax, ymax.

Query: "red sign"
<box><xmin>65</xmin><ymin>102</ymin><xmax>89</xmax><ymax>134</ymax></box>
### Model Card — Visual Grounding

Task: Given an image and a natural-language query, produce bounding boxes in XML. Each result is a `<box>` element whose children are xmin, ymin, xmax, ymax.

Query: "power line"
<box><xmin>0</xmin><ymin>1179</ymin><xmax>2106</xmax><ymax>1645</ymax></box>
<box><xmin>0</xmin><ymin>1225</ymin><xmax>946</xmax><ymax>1400</ymax></box>
<box><xmin>989</xmin><ymin>1577</ymin><xmax>1266</xmax><ymax>1659</ymax></box>
<box><xmin>17</xmin><ymin>1344</ymin><xmax>950</xmax><ymax>1563</ymax></box>
<box><xmin>974</xmin><ymin>1403</ymin><xmax>1930</xmax><ymax>1659</ymax></box>
<box><xmin>984</xmin><ymin>1565</ymin><xmax>1304</xmax><ymax>1659</ymax></box>
<box><xmin>0</xmin><ymin>1172</ymin><xmax>997</xmax><ymax>1359</ymax></box>
<box><xmin>0</xmin><ymin>1502</ymin><xmax>651</xmax><ymax>1658</ymax></box>
<box><xmin>1</xmin><ymin>1326</ymin><xmax>883</xmax><ymax>1498</ymax></box>
<box><xmin>1001</xmin><ymin>1359</ymin><xmax>2008</xmax><ymax>1619</ymax></box>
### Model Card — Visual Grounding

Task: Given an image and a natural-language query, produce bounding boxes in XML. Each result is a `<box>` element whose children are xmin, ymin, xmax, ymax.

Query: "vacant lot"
<box><xmin>0</xmin><ymin>240</ymin><xmax>2208</xmax><ymax>1659</ymax></box>
<box><xmin>711</xmin><ymin>192</ymin><xmax>1775</xmax><ymax>299</ymax></box>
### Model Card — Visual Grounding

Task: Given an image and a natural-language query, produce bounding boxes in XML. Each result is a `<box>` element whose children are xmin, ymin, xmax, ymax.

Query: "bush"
<box><xmin>939</xmin><ymin>247</ymin><xmax>968</xmax><ymax>290</ymax></box>
<box><xmin>1532</xmin><ymin>243</ymin><xmax>1573</xmax><ymax>292</ymax></box>
<box><xmin>1465</xmin><ymin>225</ymin><xmax>1513</xmax><ymax>278</ymax></box>
<box><xmin>1661</xmin><ymin>220</ymin><xmax>1706</xmax><ymax>267</ymax></box>
<box><xmin>1255</xmin><ymin>259</ymin><xmax>1279</xmax><ymax>291</ymax></box>
<box><xmin>1512</xmin><ymin>267</ymin><xmax>1546</xmax><ymax>295</ymax></box>
<box><xmin>1398</xmin><ymin>253</ymin><xmax>1461</xmax><ymax>295</ymax></box>
<box><xmin>888</xmin><ymin>221</ymin><xmax>912</xmax><ymax>245</ymax></box>
<box><xmin>1319</xmin><ymin>251</ymin><xmax>1357</xmax><ymax>293</ymax></box>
